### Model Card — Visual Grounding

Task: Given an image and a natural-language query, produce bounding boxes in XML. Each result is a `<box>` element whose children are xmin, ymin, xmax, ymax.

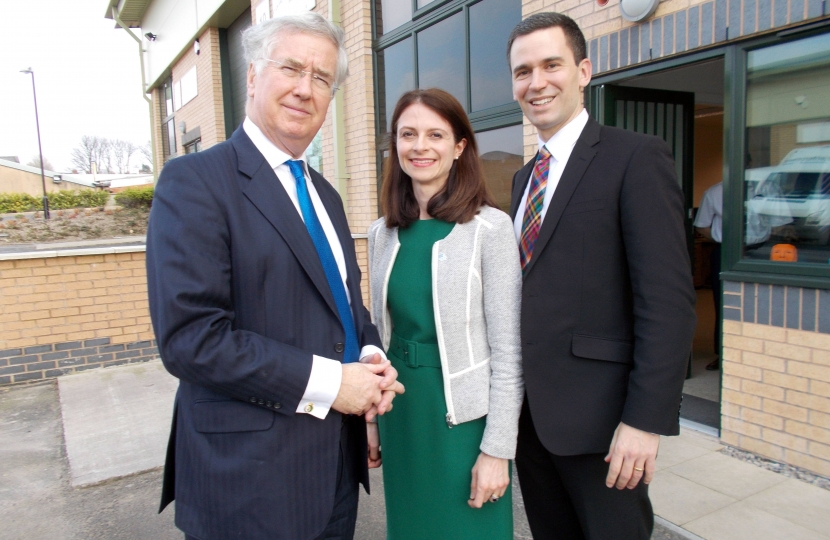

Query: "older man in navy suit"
<box><xmin>147</xmin><ymin>12</ymin><xmax>402</xmax><ymax>540</ymax></box>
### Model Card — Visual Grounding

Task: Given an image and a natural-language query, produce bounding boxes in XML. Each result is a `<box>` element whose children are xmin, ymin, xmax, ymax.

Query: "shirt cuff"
<box><xmin>296</xmin><ymin>355</ymin><xmax>342</xmax><ymax>419</ymax></box>
<box><xmin>359</xmin><ymin>345</ymin><xmax>387</xmax><ymax>363</ymax></box>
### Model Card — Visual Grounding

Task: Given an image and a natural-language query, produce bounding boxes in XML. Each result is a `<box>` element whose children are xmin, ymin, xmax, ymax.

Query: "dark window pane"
<box><xmin>743</xmin><ymin>32</ymin><xmax>830</xmax><ymax>264</ymax></box>
<box><xmin>469</xmin><ymin>0</ymin><xmax>520</xmax><ymax>112</ymax></box>
<box><xmin>377</xmin><ymin>0</ymin><xmax>411</xmax><ymax>36</ymax></box>
<box><xmin>477</xmin><ymin>125</ymin><xmax>523</xmax><ymax>212</ymax></box>
<box><xmin>378</xmin><ymin>38</ymin><xmax>415</xmax><ymax>132</ymax></box>
<box><xmin>417</xmin><ymin>13</ymin><xmax>465</xmax><ymax>108</ymax></box>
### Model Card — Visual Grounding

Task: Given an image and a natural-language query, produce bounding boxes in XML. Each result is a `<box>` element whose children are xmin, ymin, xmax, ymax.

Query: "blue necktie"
<box><xmin>286</xmin><ymin>160</ymin><xmax>359</xmax><ymax>363</ymax></box>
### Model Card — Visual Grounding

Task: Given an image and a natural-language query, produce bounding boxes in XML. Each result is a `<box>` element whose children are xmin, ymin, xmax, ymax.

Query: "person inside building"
<box><xmin>367</xmin><ymin>88</ymin><xmax>524</xmax><ymax>540</ymax></box>
<box><xmin>506</xmin><ymin>12</ymin><xmax>696</xmax><ymax>539</ymax></box>
<box><xmin>146</xmin><ymin>12</ymin><xmax>404</xmax><ymax>540</ymax></box>
<box><xmin>695</xmin><ymin>182</ymin><xmax>723</xmax><ymax>371</ymax></box>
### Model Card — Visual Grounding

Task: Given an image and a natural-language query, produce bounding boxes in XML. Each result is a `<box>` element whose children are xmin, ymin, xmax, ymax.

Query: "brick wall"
<box><xmin>520</xmin><ymin>0</ymin><xmax>830</xmax><ymax>158</ymax></box>
<box><xmin>721</xmin><ymin>281</ymin><xmax>830</xmax><ymax>477</ymax></box>
<box><xmin>0</xmin><ymin>248</ymin><xmax>157</xmax><ymax>385</ymax></box>
<box><xmin>170</xmin><ymin>27</ymin><xmax>227</xmax><ymax>153</ymax></box>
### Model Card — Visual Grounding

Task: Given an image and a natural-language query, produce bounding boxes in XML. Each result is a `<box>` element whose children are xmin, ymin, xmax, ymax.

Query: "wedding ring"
<box><xmin>633</xmin><ymin>467</ymin><xmax>644</xmax><ymax>471</ymax></box>
<box><xmin>490</xmin><ymin>495</ymin><xmax>499</xmax><ymax>503</ymax></box>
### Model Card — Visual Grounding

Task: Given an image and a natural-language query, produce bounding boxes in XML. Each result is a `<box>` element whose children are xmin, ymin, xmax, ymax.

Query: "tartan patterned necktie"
<box><xmin>519</xmin><ymin>146</ymin><xmax>552</xmax><ymax>273</ymax></box>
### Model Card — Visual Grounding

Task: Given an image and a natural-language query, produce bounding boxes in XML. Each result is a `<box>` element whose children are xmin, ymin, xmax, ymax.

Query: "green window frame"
<box><xmin>372</xmin><ymin>0</ymin><xmax>524</xmax><ymax>213</ymax></box>
<box><xmin>722</xmin><ymin>27</ymin><xmax>830</xmax><ymax>290</ymax></box>
<box><xmin>372</xmin><ymin>0</ymin><xmax>522</xmax><ymax>136</ymax></box>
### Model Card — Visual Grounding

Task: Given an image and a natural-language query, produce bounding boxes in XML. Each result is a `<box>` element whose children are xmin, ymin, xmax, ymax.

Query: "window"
<box><xmin>184</xmin><ymin>140</ymin><xmax>202</xmax><ymax>154</ymax></box>
<box><xmin>374</xmin><ymin>0</ymin><xmax>521</xmax><ymax>121</ymax></box>
<box><xmin>741</xmin><ymin>33</ymin><xmax>830</xmax><ymax>266</ymax></box>
<box><xmin>160</xmin><ymin>78</ymin><xmax>177</xmax><ymax>161</ymax></box>
<box><xmin>477</xmin><ymin>125</ymin><xmax>524</xmax><ymax>212</ymax></box>
<box><xmin>373</xmin><ymin>0</ymin><xmax>523</xmax><ymax>205</ymax></box>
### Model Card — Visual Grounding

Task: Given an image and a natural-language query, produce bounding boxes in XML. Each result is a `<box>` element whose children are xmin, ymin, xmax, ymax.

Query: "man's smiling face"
<box><xmin>510</xmin><ymin>26</ymin><xmax>592</xmax><ymax>141</ymax></box>
<box><xmin>245</xmin><ymin>31</ymin><xmax>337</xmax><ymax>158</ymax></box>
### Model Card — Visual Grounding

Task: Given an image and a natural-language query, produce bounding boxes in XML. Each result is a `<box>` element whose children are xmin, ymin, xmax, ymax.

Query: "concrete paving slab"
<box><xmin>744</xmin><ymin>478</ymin><xmax>830</xmax><ymax>537</ymax></box>
<box><xmin>684</xmin><ymin>500</ymin><xmax>829</xmax><ymax>540</ymax></box>
<box><xmin>0</xmin><ymin>383</ymin><xmax>179</xmax><ymax>539</ymax></box>
<box><xmin>58</xmin><ymin>360</ymin><xmax>178</xmax><ymax>486</ymax></box>
<box><xmin>667</xmin><ymin>451</ymin><xmax>788</xmax><ymax>500</ymax></box>
<box><xmin>650</xmin><ymin>470</ymin><xmax>737</xmax><ymax>525</ymax></box>
<box><xmin>656</xmin><ymin>434</ymin><xmax>713</xmax><ymax>471</ymax></box>
<box><xmin>676</xmin><ymin>428</ymin><xmax>724</xmax><ymax>452</ymax></box>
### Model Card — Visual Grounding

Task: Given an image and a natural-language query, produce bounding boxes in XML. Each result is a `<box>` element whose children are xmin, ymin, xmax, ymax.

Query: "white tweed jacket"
<box><xmin>368</xmin><ymin>206</ymin><xmax>524</xmax><ymax>459</ymax></box>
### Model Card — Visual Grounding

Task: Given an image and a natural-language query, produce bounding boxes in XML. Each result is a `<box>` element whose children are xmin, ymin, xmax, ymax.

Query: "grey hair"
<box><xmin>241</xmin><ymin>11</ymin><xmax>349</xmax><ymax>91</ymax></box>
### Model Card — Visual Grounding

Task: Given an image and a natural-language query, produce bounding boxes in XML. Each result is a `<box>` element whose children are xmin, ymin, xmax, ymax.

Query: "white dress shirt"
<box><xmin>514</xmin><ymin>109</ymin><xmax>590</xmax><ymax>241</ymax></box>
<box><xmin>244</xmin><ymin>119</ymin><xmax>384</xmax><ymax>418</ymax></box>
<box><xmin>694</xmin><ymin>182</ymin><xmax>723</xmax><ymax>243</ymax></box>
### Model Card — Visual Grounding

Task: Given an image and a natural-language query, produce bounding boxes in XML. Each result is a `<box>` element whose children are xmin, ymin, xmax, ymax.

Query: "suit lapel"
<box><xmin>232</xmin><ymin>129</ymin><xmax>340</xmax><ymax>320</ymax></box>
<box><xmin>523</xmin><ymin>118</ymin><xmax>601</xmax><ymax>277</ymax></box>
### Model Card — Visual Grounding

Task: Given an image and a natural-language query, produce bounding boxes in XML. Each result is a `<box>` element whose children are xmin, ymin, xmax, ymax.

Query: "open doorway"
<box><xmin>597</xmin><ymin>57</ymin><xmax>725</xmax><ymax>431</ymax></box>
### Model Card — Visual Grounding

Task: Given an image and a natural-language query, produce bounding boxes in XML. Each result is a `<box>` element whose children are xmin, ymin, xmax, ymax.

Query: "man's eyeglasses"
<box><xmin>262</xmin><ymin>58</ymin><xmax>337</xmax><ymax>95</ymax></box>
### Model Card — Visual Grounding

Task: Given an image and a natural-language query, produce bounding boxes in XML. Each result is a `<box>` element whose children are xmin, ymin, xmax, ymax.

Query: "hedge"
<box><xmin>115</xmin><ymin>186</ymin><xmax>154</xmax><ymax>209</ymax></box>
<box><xmin>0</xmin><ymin>190</ymin><xmax>110</xmax><ymax>213</ymax></box>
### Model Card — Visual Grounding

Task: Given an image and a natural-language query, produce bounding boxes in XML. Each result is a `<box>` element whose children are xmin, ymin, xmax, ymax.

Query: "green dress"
<box><xmin>378</xmin><ymin>218</ymin><xmax>513</xmax><ymax>540</ymax></box>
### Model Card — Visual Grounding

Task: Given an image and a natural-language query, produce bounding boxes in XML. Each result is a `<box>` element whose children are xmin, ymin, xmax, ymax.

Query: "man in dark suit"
<box><xmin>506</xmin><ymin>13</ymin><xmax>696</xmax><ymax>539</ymax></box>
<box><xmin>146</xmin><ymin>12</ymin><xmax>402</xmax><ymax>540</ymax></box>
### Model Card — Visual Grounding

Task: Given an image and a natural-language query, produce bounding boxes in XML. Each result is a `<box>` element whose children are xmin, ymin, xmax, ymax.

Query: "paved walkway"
<box><xmin>3</xmin><ymin>360</ymin><xmax>828</xmax><ymax>539</ymax></box>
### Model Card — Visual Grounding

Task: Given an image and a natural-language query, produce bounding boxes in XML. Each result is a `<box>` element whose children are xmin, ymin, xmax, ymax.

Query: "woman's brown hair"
<box><xmin>381</xmin><ymin>88</ymin><xmax>496</xmax><ymax>228</ymax></box>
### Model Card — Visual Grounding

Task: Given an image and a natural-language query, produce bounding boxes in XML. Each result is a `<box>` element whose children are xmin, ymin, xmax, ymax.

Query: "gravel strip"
<box><xmin>721</xmin><ymin>445</ymin><xmax>830</xmax><ymax>491</ymax></box>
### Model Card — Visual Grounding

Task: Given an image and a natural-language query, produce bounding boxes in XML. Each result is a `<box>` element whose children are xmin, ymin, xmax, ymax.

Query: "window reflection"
<box><xmin>417</xmin><ymin>13</ymin><xmax>466</xmax><ymax>107</ymax></box>
<box><xmin>477</xmin><ymin>125</ymin><xmax>523</xmax><ymax>212</ymax></box>
<box><xmin>469</xmin><ymin>0</ymin><xmax>520</xmax><ymax>111</ymax></box>
<box><xmin>743</xmin><ymin>32</ymin><xmax>830</xmax><ymax>264</ymax></box>
<box><xmin>378</xmin><ymin>38</ymin><xmax>415</xmax><ymax>132</ymax></box>
<box><xmin>376</xmin><ymin>0</ymin><xmax>412</xmax><ymax>36</ymax></box>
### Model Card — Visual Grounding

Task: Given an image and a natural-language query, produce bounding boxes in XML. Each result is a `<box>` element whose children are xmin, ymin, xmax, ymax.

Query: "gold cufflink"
<box><xmin>304</xmin><ymin>403</ymin><xmax>314</xmax><ymax>413</ymax></box>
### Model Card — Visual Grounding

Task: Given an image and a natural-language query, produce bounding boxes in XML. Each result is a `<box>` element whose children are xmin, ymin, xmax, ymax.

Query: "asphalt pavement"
<box><xmin>0</xmin><ymin>361</ymin><xmax>688</xmax><ymax>539</ymax></box>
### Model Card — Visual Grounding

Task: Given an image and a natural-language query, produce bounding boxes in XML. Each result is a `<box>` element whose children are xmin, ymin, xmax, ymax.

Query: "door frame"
<box><xmin>589</xmin><ymin>49</ymin><xmax>729</xmax><ymax>434</ymax></box>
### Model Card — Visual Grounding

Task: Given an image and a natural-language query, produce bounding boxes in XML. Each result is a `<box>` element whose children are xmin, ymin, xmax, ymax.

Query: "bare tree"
<box><xmin>71</xmin><ymin>136</ymin><xmax>146</xmax><ymax>174</ymax></box>
<box><xmin>70</xmin><ymin>136</ymin><xmax>110</xmax><ymax>173</ymax></box>
<box><xmin>97</xmin><ymin>138</ymin><xmax>113</xmax><ymax>174</ymax></box>
<box><xmin>111</xmin><ymin>139</ymin><xmax>138</xmax><ymax>173</ymax></box>
<box><xmin>27</xmin><ymin>155</ymin><xmax>54</xmax><ymax>171</ymax></box>
<box><xmin>139</xmin><ymin>141</ymin><xmax>153</xmax><ymax>171</ymax></box>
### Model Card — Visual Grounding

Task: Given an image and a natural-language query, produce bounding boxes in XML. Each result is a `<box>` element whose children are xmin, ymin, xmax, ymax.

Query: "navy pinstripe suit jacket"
<box><xmin>146</xmin><ymin>126</ymin><xmax>379</xmax><ymax>540</ymax></box>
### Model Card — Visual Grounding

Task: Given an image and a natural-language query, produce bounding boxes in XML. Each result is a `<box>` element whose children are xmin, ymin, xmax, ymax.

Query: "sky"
<box><xmin>0</xmin><ymin>0</ymin><xmax>151</xmax><ymax>172</ymax></box>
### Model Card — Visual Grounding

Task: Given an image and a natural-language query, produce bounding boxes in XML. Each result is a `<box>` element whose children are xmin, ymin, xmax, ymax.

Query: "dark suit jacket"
<box><xmin>146</xmin><ymin>127</ymin><xmax>381</xmax><ymax>540</ymax></box>
<box><xmin>510</xmin><ymin>117</ymin><xmax>696</xmax><ymax>456</ymax></box>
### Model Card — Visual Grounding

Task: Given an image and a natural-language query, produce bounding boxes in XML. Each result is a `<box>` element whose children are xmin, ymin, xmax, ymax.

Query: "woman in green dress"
<box><xmin>367</xmin><ymin>88</ymin><xmax>523</xmax><ymax>540</ymax></box>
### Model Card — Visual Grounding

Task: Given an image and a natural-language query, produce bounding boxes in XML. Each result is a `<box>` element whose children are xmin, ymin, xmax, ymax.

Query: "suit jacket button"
<box><xmin>249</xmin><ymin>397</ymin><xmax>257</xmax><ymax>403</ymax></box>
<box><xmin>258</xmin><ymin>399</ymin><xmax>264</xmax><ymax>405</ymax></box>
<box><xmin>266</xmin><ymin>401</ymin><xmax>272</xmax><ymax>407</ymax></box>
<box><xmin>334</xmin><ymin>343</ymin><xmax>345</xmax><ymax>353</ymax></box>
<box><xmin>273</xmin><ymin>402</ymin><xmax>281</xmax><ymax>409</ymax></box>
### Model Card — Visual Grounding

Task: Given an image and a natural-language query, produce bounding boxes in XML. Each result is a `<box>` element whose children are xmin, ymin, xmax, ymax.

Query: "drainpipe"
<box><xmin>328</xmin><ymin>0</ymin><xmax>350</xmax><ymax>212</ymax></box>
<box><xmin>111</xmin><ymin>7</ymin><xmax>158</xmax><ymax>183</ymax></box>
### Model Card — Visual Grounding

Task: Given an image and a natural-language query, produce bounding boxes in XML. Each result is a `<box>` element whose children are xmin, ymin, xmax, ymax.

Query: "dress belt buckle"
<box><xmin>403</xmin><ymin>341</ymin><xmax>418</xmax><ymax>368</ymax></box>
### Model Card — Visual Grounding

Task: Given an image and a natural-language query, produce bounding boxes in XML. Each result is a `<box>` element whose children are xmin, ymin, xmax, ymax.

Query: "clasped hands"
<box><xmin>332</xmin><ymin>352</ymin><xmax>404</xmax><ymax>419</ymax></box>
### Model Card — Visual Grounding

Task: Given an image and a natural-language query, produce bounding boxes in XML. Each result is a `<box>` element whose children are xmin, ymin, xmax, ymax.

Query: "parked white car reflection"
<box><xmin>747</xmin><ymin>145</ymin><xmax>830</xmax><ymax>245</ymax></box>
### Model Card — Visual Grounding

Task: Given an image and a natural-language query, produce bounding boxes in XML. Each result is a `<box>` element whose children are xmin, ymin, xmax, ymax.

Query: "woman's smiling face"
<box><xmin>396</xmin><ymin>103</ymin><xmax>466</xmax><ymax>192</ymax></box>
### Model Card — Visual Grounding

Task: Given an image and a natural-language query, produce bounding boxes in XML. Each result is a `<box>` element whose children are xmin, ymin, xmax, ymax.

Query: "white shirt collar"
<box><xmin>537</xmin><ymin>109</ymin><xmax>590</xmax><ymax>162</ymax></box>
<box><xmin>243</xmin><ymin>117</ymin><xmax>308</xmax><ymax>173</ymax></box>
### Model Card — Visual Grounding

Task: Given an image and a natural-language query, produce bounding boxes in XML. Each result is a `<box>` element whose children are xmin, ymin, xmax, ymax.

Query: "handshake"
<box><xmin>332</xmin><ymin>352</ymin><xmax>405</xmax><ymax>421</ymax></box>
